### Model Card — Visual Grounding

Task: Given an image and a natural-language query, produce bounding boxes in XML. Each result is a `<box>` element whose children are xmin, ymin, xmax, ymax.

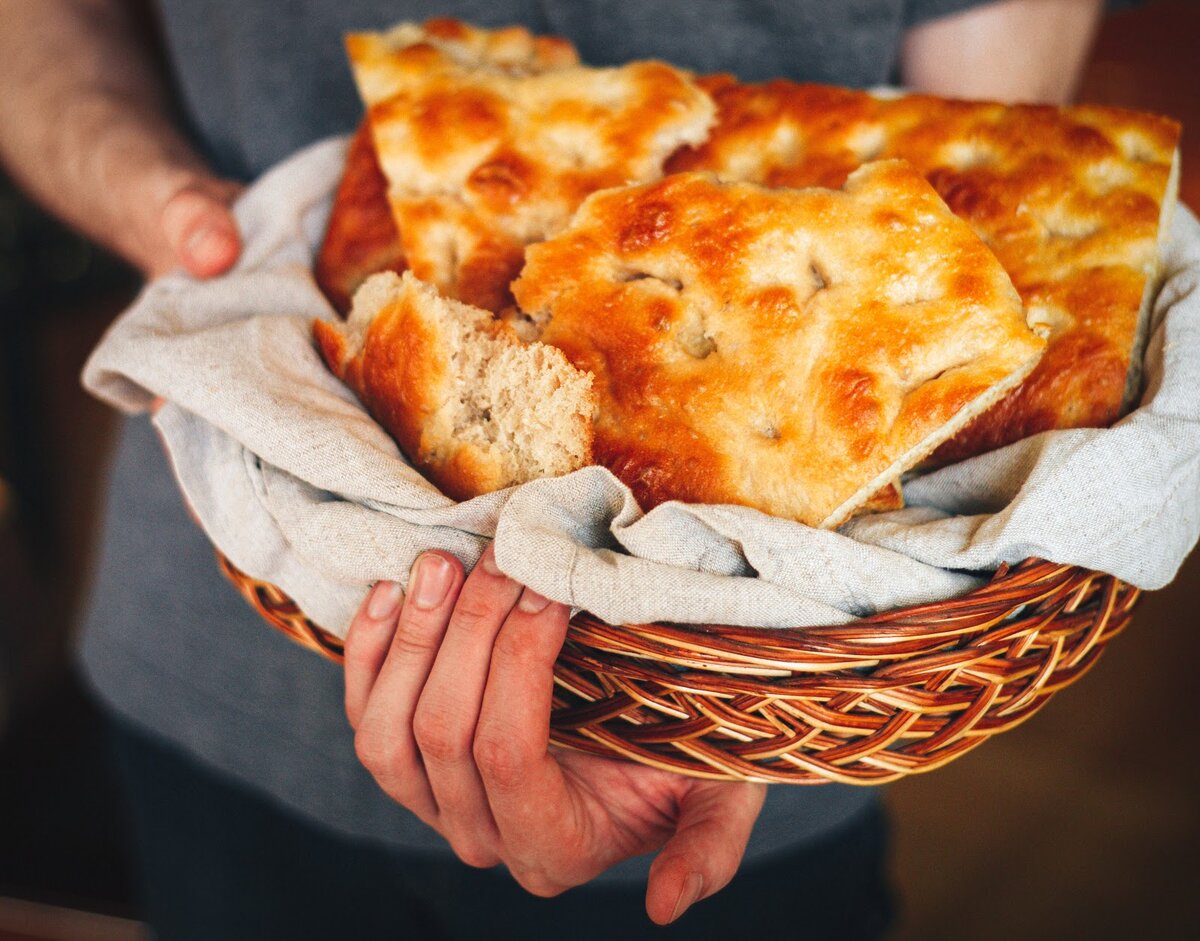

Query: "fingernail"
<box><xmin>367</xmin><ymin>581</ymin><xmax>403</xmax><ymax>620</ymax></box>
<box><xmin>479</xmin><ymin>546</ymin><xmax>503</xmax><ymax>577</ymax></box>
<box><xmin>184</xmin><ymin>221</ymin><xmax>220</xmax><ymax>257</ymax></box>
<box><xmin>184</xmin><ymin>220</ymin><xmax>217</xmax><ymax>252</ymax></box>
<box><xmin>410</xmin><ymin>555</ymin><xmax>454</xmax><ymax>610</ymax></box>
<box><xmin>670</xmin><ymin>872</ymin><xmax>704</xmax><ymax>923</ymax></box>
<box><xmin>517</xmin><ymin>589</ymin><xmax>551</xmax><ymax>614</ymax></box>
<box><xmin>184</xmin><ymin>221</ymin><xmax>235</xmax><ymax>273</ymax></box>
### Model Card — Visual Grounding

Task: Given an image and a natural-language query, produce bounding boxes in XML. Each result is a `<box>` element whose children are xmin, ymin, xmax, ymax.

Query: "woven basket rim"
<box><xmin>216</xmin><ymin>552</ymin><xmax>1126</xmax><ymax>654</ymax></box>
<box><xmin>217</xmin><ymin>552</ymin><xmax>1138</xmax><ymax>784</ymax></box>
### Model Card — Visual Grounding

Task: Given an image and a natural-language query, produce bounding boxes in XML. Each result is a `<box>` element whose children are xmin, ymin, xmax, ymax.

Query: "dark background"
<box><xmin>1</xmin><ymin>2</ymin><xmax>1197</xmax><ymax>938</ymax></box>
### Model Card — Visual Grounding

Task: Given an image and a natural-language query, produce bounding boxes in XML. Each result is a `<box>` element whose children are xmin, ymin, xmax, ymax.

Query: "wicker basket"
<box><xmin>217</xmin><ymin>552</ymin><xmax>1138</xmax><ymax>784</ymax></box>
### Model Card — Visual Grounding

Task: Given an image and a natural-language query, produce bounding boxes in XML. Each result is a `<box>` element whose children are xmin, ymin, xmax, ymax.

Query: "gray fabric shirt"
<box><xmin>158</xmin><ymin>0</ymin><xmax>989</xmax><ymax>180</ymax></box>
<box><xmin>80</xmin><ymin>0</ymin><xmax>990</xmax><ymax>880</ymax></box>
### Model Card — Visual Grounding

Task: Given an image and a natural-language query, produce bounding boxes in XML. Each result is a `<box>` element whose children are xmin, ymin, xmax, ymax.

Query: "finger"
<box><xmin>354</xmin><ymin>552</ymin><xmax>463</xmax><ymax>824</ymax></box>
<box><xmin>414</xmin><ymin>545</ymin><xmax>523</xmax><ymax>868</ymax></box>
<box><xmin>343</xmin><ymin>580</ymin><xmax>404</xmax><ymax>730</ymax></box>
<box><xmin>160</xmin><ymin>184</ymin><xmax>242</xmax><ymax>278</ymax></box>
<box><xmin>644</xmin><ymin>781</ymin><xmax>766</xmax><ymax>925</ymax></box>
<box><xmin>472</xmin><ymin>588</ymin><xmax>574</xmax><ymax>882</ymax></box>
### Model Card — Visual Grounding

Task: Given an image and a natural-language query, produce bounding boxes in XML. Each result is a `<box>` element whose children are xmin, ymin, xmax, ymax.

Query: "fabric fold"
<box><xmin>83</xmin><ymin>137</ymin><xmax>1200</xmax><ymax>638</ymax></box>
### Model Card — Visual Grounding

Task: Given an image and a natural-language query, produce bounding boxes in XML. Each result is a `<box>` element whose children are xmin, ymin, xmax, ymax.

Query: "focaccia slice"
<box><xmin>348</xmin><ymin>17</ymin><xmax>580</xmax><ymax>97</ymax></box>
<box><xmin>513</xmin><ymin>163</ymin><xmax>1046</xmax><ymax>528</ymax></box>
<box><xmin>314</xmin><ymin>272</ymin><xmax>595</xmax><ymax>501</ymax></box>
<box><xmin>316</xmin><ymin>19</ymin><xmax>580</xmax><ymax>316</ymax></box>
<box><xmin>314</xmin><ymin>120</ymin><xmax>406</xmax><ymax>316</ymax></box>
<box><xmin>670</xmin><ymin>78</ymin><xmax>1182</xmax><ymax>462</ymax></box>
<box><xmin>347</xmin><ymin>19</ymin><xmax>715</xmax><ymax>312</ymax></box>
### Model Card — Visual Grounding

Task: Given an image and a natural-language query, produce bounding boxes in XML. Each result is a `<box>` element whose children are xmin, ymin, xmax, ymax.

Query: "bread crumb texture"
<box><xmin>314</xmin><ymin>271</ymin><xmax>594</xmax><ymax>500</ymax></box>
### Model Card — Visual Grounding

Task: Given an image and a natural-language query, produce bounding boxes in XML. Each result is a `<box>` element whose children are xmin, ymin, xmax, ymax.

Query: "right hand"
<box><xmin>344</xmin><ymin>548</ymin><xmax>766</xmax><ymax>924</ymax></box>
<box><xmin>143</xmin><ymin>174</ymin><xmax>245</xmax><ymax>280</ymax></box>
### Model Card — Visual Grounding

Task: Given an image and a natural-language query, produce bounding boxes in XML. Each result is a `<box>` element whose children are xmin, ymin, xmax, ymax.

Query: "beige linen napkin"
<box><xmin>83</xmin><ymin>138</ymin><xmax>1200</xmax><ymax>637</ymax></box>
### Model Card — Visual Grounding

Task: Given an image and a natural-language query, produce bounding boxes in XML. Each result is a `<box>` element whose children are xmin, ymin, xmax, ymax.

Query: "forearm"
<box><xmin>902</xmin><ymin>0</ymin><xmax>1104</xmax><ymax>104</ymax></box>
<box><xmin>0</xmin><ymin>0</ymin><xmax>214</xmax><ymax>274</ymax></box>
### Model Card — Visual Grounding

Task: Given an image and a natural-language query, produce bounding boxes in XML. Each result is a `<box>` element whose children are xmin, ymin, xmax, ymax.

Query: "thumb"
<box><xmin>158</xmin><ymin>181</ymin><xmax>243</xmax><ymax>279</ymax></box>
<box><xmin>645</xmin><ymin>780</ymin><xmax>766</xmax><ymax>925</ymax></box>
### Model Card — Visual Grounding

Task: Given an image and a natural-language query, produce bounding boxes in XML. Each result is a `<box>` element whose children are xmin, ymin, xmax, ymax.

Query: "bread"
<box><xmin>512</xmin><ymin>163</ymin><xmax>1046</xmax><ymax>528</ymax></box>
<box><xmin>317</xmin><ymin>19</ymin><xmax>581</xmax><ymax>315</ymax></box>
<box><xmin>314</xmin><ymin>271</ymin><xmax>595</xmax><ymax>500</ymax></box>
<box><xmin>347</xmin><ymin>17</ymin><xmax>580</xmax><ymax>94</ymax></box>
<box><xmin>346</xmin><ymin>19</ymin><xmax>715</xmax><ymax>312</ymax></box>
<box><xmin>861</xmin><ymin>481</ymin><xmax>905</xmax><ymax>514</ymax></box>
<box><xmin>669</xmin><ymin>78</ymin><xmax>1182</xmax><ymax>462</ymax></box>
<box><xmin>314</xmin><ymin>120</ymin><xmax>406</xmax><ymax>316</ymax></box>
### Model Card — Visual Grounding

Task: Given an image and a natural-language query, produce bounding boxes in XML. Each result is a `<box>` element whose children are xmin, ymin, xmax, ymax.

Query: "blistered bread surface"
<box><xmin>347</xmin><ymin>19</ymin><xmax>715</xmax><ymax>312</ymax></box>
<box><xmin>670</xmin><ymin>78</ymin><xmax>1182</xmax><ymax>460</ymax></box>
<box><xmin>513</xmin><ymin>164</ymin><xmax>1045</xmax><ymax>527</ymax></box>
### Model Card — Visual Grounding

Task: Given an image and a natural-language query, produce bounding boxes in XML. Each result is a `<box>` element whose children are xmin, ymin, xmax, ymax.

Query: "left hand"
<box><xmin>148</xmin><ymin>175</ymin><xmax>244</xmax><ymax>279</ymax></box>
<box><xmin>344</xmin><ymin>546</ymin><xmax>766</xmax><ymax>925</ymax></box>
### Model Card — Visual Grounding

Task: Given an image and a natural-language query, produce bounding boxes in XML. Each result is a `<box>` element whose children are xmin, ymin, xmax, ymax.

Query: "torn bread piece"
<box><xmin>513</xmin><ymin>163</ymin><xmax>1046</xmax><ymax>528</ymax></box>
<box><xmin>669</xmin><ymin>78</ymin><xmax>1182</xmax><ymax>462</ymax></box>
<box><xmin>346</xmin><ymin>19</ymin><xmax>715</xmax><ymax>312</ymax></box>
<box><xmin>314</xmin><ymin>271</ymin><xmax>595</xmax><ymax>500</ymax></box>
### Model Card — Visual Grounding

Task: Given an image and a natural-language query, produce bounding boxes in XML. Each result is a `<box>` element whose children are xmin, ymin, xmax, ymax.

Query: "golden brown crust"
<box><xmin>670</xmin><ymin>80</ymin><xmax>1182</xmax><ymax>462</ymax></box>
<box><xmin>859</xmin><ymin>482</ymin><xmax>904</xmax><ymax>515</ymax></box>
<box><xmin>349</xmin><ymin>18</ymin><xmax>580</xmax><ymax>80</ymax></box>
<box><xmin>312</xmin><ymin>317</ymin><xmax>348</xmax><ymax>381</ymax></box>
<box><xmin>513</xmin><ymin>165</ymin><xmax>1044</xmax><ymax>527</ymax></box>
<box><xmin>315</xmin><ymin>273</ymin><xmax>595</xmax><ymax>501</ymax></box>
<box><xmin>347</xmin><ymin>19</ymin><xmax>715</xmax><ymax>312</ymax></box>
<box><xmin>315</xmin><ymin>277</ymin><xmax>496</xmax><ymax>500</ymax></box>
<box><xmin>314</xmin><ymin>120</ymin><xmax>406</xmax><ymax>316</ymax></box>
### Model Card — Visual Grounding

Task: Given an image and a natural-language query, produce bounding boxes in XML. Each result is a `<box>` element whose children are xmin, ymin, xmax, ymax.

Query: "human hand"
<box><xmin>0</xmin><ymin>2</ymin><xmax>247</xmax><ymax>283</ymax></box>
<box><xmin>146</xmin><ymin>175</ymin><xmax>243</xmax><ymax>418</ymax></box>
<box><xmin>344</xmin><ymin>547</ymin><xmax>766</xmax><ymax>924</ymax></box>
<box><xmin>141</xmin><ymin>174</ymin><xmax>244</xmax><ymax>280</ymax></box>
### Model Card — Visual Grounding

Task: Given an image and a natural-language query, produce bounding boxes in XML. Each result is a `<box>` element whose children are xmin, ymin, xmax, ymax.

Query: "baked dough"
<box><xmin>513</xmin><ymin>163</ymin><xmax>1046</xmax><ymax>527</ymax></box>
<box><xmin>314</xmin><ymin>120</ymin><xmax>406</xmax><ymax>316</ymax></box>
<box><xmin>321</xmin><ymin>19</ymin><xmax>581</xmax><ymax>314</ymax></box>
<box><xmin>669</xmin><ymin>78</ymin><xmax>1182</xmax><ymax>461</ymax></box>
<box><xmin>314</xmin><ymin>271</ymin><xmax>595</xmax><ymax>500</ymax></box>
<box><xmin>346</xmin><ymin>19</ymin><xmax>715</xmax><ymax>312</ymax></box>
<box><xmin>347</xmin><ymin>17</ymin><xmax>580</xmax><ymax>96</ymax></box>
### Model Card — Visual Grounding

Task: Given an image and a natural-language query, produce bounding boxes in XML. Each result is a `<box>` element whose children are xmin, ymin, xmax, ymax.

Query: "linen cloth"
<box><xmin>83</xmin><ymin>137</ymin><xmax>1200</xmax><ymax>638</ymax></box>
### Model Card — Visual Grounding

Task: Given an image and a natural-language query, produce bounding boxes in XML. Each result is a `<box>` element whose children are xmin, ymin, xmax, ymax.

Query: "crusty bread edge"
<box><xmin>821</xmin><ymin>350</ymin><xmax>1043</xmax><ymax>529</ymax></box>
<box><xmin>1121</xmin><ymin>145</ymin><xmax>1181</xmax><ymax>413</ymax></box>
<box><xmin>313</xmin><ymin>318</ymin><xmax>349</xmax><ymax>381</ymax></box>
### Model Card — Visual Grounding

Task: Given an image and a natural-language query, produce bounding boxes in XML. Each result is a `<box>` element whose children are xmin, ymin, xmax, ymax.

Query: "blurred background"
<box><xmin>0</xmin><ymin>1</ymin><xmax>1197</xmax><ymax>938</ymax></box>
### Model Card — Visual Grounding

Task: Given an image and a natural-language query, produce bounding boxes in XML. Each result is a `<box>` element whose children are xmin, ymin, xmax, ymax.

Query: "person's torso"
<box><xmin>84</xmin><ymin>0</ymin><xmax>989</xmax><ymax>868</ymax></box>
